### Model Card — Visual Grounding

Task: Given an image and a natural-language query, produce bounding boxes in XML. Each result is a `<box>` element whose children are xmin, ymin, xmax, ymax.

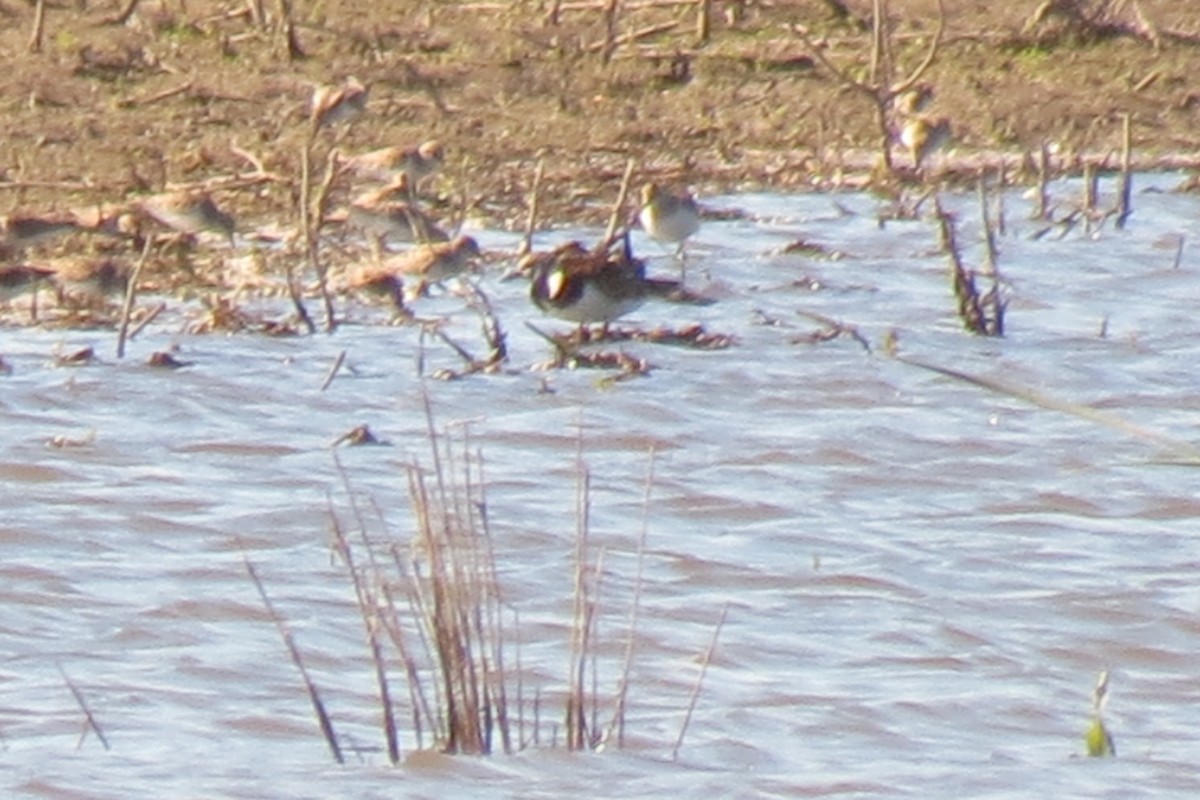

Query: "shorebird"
<box><xmin>48</xmin><ymin>257</ymin><xmax>130</xmax><ymax>306</ymax></box>
<box><xmin>0</xmin><ymin>264</ymin><xmax>54</xmax><ymax>302</ymax></box>
<box><xmin>136</xmin><ymin>191</ymin><xmax>235</xmax><ymax>244</ymax></box>
<box><xmin>894</xmin><ymin>83</ymin><xmax>935</xmax><ymax>116</ymax></box>
<box><xmin>899</xmin><ymin>115</ymin><xmax>952</xmax><ymax>171</ymax></box>
<box><xmin>0</xmin><ymin>212</ymin><xmax>81</xmax><ymax>250</ymax></box>
<box><xmin>638</xmin><ymin>182</ymin><xmax>700</xmax><ymax>283</ymax></box>
<box><xmin>343</xmin><ymin>265</ymin><xmax>409</xmax><ymax>316</ymax></box>
<box><xmin>310</xmin><ymin>77</ymin><xmax>368</xmax><ymax>131</ymax></box>
<box><xmin>340</xmin><ymin>140</ymin><xmax>445</xmax><ymax>189</ymax></box>
<box><xmin>529</xmin><ymin>234</ymin><xmax>674</xmax><ymax>333</ymax></box>
<box><xmin>342</xmin><ymin>179</ymin><xmax>448</xmax><ymax>258</ymax></box>
<box><xmin>382</xmin><ymin>234</ymin><xmax>480</xmax><ymax>298</ymax></box>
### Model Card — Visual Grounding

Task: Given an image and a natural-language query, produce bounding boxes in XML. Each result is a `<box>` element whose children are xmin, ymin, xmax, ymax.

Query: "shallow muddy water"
<box><xmin>4</xmin><ymin>174</ymin><xmax>1200</xmax><ymax>798</ymax></box>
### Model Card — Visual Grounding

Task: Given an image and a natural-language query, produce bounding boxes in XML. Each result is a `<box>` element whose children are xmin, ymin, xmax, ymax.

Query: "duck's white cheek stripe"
<box><xmin>547</xmin><ymin>269</ymin><xmax>567</xmax><ymax>301</ymax></box>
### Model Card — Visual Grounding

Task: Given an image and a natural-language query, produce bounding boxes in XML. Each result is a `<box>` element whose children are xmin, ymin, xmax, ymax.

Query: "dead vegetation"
<box><xmin>246</xmin><ymin>411</ymin><xmax>725</xmax><ymax>759</ymax></box>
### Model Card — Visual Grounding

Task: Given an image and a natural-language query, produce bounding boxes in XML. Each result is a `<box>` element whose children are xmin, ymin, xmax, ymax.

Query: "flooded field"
<box><xmin>4</xmin><ymin>175</ymin><xmax>1200</xmax><ymax>798</ymax></box>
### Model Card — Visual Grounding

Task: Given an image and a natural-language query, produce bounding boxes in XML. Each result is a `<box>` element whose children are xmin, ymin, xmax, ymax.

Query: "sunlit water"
<box><xmin>4</xmin><ymin>174</ymin><xmax>1200</xmax><ymax>798</ymax></box>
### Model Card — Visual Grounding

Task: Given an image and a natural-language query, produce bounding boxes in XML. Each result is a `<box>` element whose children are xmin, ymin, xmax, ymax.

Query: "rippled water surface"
<box><xmin>4</xmin><ymin>176</ymin><xmax>1200</xmax><ymax>798</ymax></box>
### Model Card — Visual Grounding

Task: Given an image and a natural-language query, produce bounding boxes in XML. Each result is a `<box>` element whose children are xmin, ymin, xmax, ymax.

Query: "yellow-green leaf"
<box><xmin>1085</xmin><ymin>717</ymin><xmax>1115</xmax><ymax>758</ymax></box>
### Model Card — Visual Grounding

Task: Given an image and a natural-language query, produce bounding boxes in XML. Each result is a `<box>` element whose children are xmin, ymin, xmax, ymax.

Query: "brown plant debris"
<box><xmin>146</xmin><ymin>351</ymin><xmax>190</xmax><ymax>369</ymax></box>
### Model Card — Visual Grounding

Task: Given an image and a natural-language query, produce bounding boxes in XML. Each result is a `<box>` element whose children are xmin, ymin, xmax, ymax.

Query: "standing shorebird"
<box><xmin>342</xmin><ymin>179</ymin><xmax>448</xmax><ymax>259</ymax></box>
<box><xmin>343</xmin><ymin>265</ymin><xmax>409</xmax><ymax>316</ymax></box>
<box><xmin>0</xmin><ymin>212</ymin><xmax>81</xmax><ymax>251</ymax></box>
<box><xmin>136</xmin><ymin>191</ymin><xmax>236</xmax><ymax>245</ymax></box>
<box><xmin>0</xmin><ymin>264</ymin><xmax>54</xmax><ymax>320</ymax></box>
<box><xmin>899</xmin><ymin>116</ymin><xmax>952</xmax><ymax>172</ymax></box>
<box><xmin>0</xmin><ymin>264</ymin><xmax>54</xmax><ymax>300</ymax></box>
<box><xmin>47</xmin><ymin>257</ymin><xmax>130</xmax><ymax>307</ymax></box>
<box><xmin>340</xmin><ymin>140</ymin><xmax>445</xmax><ymax>191</ymax></box>
<box><xmin>638</xmin><ymin>182</ymin><xmax>700</xmax><ymax>284</ymax></box>
<box><xmin>383</xmin><ymin>234</ymin><xmax>480</xmax><ymax>298</ymax></box>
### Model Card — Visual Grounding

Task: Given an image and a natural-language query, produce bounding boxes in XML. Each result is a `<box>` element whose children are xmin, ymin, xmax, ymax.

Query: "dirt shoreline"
<box><xmin>2</xmin><ymin>2</ymin><xmax>1200</xmax><ymax>235</ymax></box>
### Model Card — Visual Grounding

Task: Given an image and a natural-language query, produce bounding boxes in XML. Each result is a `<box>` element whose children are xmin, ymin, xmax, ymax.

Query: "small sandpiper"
<box><xmin>48</xmin><ymin>257</ymin><xmax>130</xmax><ymax>306</ymax></box>
<box><xmin>0</xmin><ymin>212</ymin><xmax>81</xmax><ymax>250</ymax></box>
<box><xmin>893</xmin><ymin>83</ymin><xmax>935</xmax><ymax>116</ymax></box>
<box><xmin>0</xmin><ymin>264</ymin><xmax>54</xmax><ymax>302</ymax></box>
<box><xmin>899</xmin><ymin>116</ymin><xmax>952</xmax><ymax>171</ymax></box>
<box><xmin>136</xmin><ymin>191</ymin><xmax>236</xmax><ymax>244</ymax></box>
<box><xmin>638</xmin><ymin>182</ymin><xmax>700</xmax><ymax>283</ymax></box>
<box><xmin>340</xmin><ymin>140</ymin><xmax>445</xmax><ymax>189</ymax></box>
<box><xmin>343</xmin><ymin>265</ymin><xmax>408</xmax><ymax>316</ymax></box>
<box><xmin>382</xmin><ymin>234</ymin><xmax>480</xmax><ymax>298</ymax></box>
<box><xmin>341</xmin><ymin>179</ymin><xmax>448</xmax><ymax>258</ymax></box>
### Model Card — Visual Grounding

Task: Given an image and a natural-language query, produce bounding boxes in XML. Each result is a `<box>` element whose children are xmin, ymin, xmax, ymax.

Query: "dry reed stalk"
<box><xmin>58</xmin><ymin>664</ymin><xmax>110</xmax><ymax>751</ymax></box>
<box><xmin>671</xmin><ymin>601</ymin><xmax>729</xmax><ymax>761</ymax></box>
<box><xmin>328</xmin><ymin>492</ymin><xmax>402</xmax><ymax>765</ymax></box>
<box><xmin>695</xmin><ymin>0</ymin><xmax>711</xmax><ymax>45</ymax></box>
<box><xmin>1033</xmin><ymin>143</ymin><xmax>1051</xmax><ymax>220</ymax></box>
<box><xmin>116</xmin><ymin>235</ymin><xmax>154</xmax><ymax>359</ymax></box>
<box><xmin>381</xmin><ymin>522</ymin><xmax>444</xmax><ymax>750</ymax></box>
<box><xmin>118</xmin><ymin>82</ymin><xmax>194</xmax><ymax>110</ymax></box>
<box><xmin>1172</xmin><ymin>235</ymin><xmax>1185</xmax><ymax>269</ymax></box>
<box><xmin>311</xmin><ymin>148</ymin><xmax>341</xmax><ymax>332</ymax></box>
<box><xmin>601</xmin><ymin>0</ymin><xmax>621</xmax><ymax>65</ymax></box>
<box><xmin>892</xmin><ymin>352</ymin><xmax>1200</xmax><ymax>462</ymax></box>
<box><xmin>248</xmin><ymin>0</ymin><xmax>266</xmax><ymax>27</ymax></box>
<box><xmin>936</xmin><ymin>198</ymin><xmax>1003</xmax><ymax>336</ymax></box>
<box><xmin>994</xmin><ymin>164</ymin><xmax>1008</xmax><ymax>237</ymax></box>
<box><xmin>275</xmin><ymin>0</ymin><xmax>304</xmax><ymax>59</ymax></box>
<box><xmin>325</xmin><ymin>411</ymin><xmax>691</xmax><ymax>758</ymax></box>
<box><xmin>28</xmin><ymin>0</ymin><xmax>46</xmax><ymax>54</ymax></box>
<box><xmin>607</xmin><ymin>446</ymin><xmax>655</xmax><ymax>747</ymax></box>
<box><xmin>598</xmin><ymin>158</ymin><xmax>636</xmax><ymax>255</ymax></box>
<box><xmin>519</xmin><ymin>159</ymin><xmax>545</xmax><ymax>258</ymax></box>
<box><xmin>245</xmin><ymin>558</ymin><xmax>345</xmax><ymax>764</ymax></box>
<box><xmin>288</xmin><ymin>143</ymin><xmax>317</xmax><ymax>334</ymax></box>
<box><xmin>106</xmin><ymin>0</ymin><xmax>141</xmax><ymax>25</ymax></box>
<box><xmin>469</xmin><ymin>446</ymin><xmax>515</xmax><ymax>754</ymax></box>
<box><xmin>1115</xmin><ymin>113</ymin><xmax>1133</xmax><ymax>229</ymax></box>
<box><xmin>583</xmin><ymin>21</ymin><xmax>678</xmax><ymax>53</ymax></box>
<box><xmin>978</xmin><ymin>177</ymin><xmax>998</xmax><ymax>275</ymax></box>
<box><xmin>391</xmin><ymin>401</ymin><xmax>507</xmax><ymax>754</ymax></box>
<box><xmin>565</xmin><ymin>460</ymin><xmax>592</xmax><ymax>751</ymax></box>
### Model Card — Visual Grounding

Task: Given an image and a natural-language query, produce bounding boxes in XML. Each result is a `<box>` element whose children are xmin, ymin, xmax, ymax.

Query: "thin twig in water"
<box><xmin>607</xmin><ymin>446</ymin><xmax>655</xmax><ymax>748</ymax></box>
<box><xmin>58</xmin><ymin>664</ymin><xmax>110</xmax><ymax>751</ymax></box>
<box><xmin>1115</xmin><ymin>113</ymin><xmax>1133</xmax><ymax>229</ymax></box>
<box><xmin>326</xmin><ymin>485</ymin><xmax>401</xmax><ymax>764</ymax></box>
<box><xmin>309</xmin><ymin>147</ymin><xmax>342</xmax><ymax>332</ymax></box>
<box><xmin>979</xmin><ymin>176</ymin><xmax>998</xmax><ymax>275</ymax></box>
<box><xmin>127</xmin><ymin>301</ymin><xmax>166</xmax><ymax>342</ymax></box>
<box><xmin>245</xmin><ymin>558</ymin><xmax>345</xmax><ymax>764</ymax></box>
<box><xmin>116</xmin><ymin>236</ymin><xmax>154</xmax><ymax>359</ymax></box>
<box><xmin>565</xmin><ymin>457</ymin><xmax>592</xmax><ymax>751</ymax></box>
<box><xmin>672</xmin><ymin>602</ymin><xmax>729</xmax><ymax>761</ymax></box>
<box><xmin>320</xmin><ymin>349</ymin><xmax>347</xmax><ymax>391</ymax></box>
<box><xmin>892</xmin><ymin>352</ymin><xmax>1200</xmax><ymax>462</ymax></box>
<box><xmin>1033</xmin><ymin>143</ymin><xmax>1051</xmax><ymax>221</ymax></box>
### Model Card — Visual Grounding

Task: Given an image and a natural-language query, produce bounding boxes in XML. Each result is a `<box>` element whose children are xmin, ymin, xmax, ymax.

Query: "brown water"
<box><xmin>4</xmin><ymin>176</ymin><xmax>1200</xmax><ymax>798</ymax></box>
